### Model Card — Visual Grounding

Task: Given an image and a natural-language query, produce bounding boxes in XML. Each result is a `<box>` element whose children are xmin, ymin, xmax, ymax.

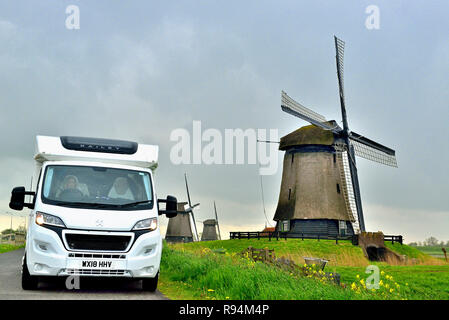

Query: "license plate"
<box><xmin>67</xmin><ymin>259</ymin><xmax>126</xmax><ymax>270</ymax></box>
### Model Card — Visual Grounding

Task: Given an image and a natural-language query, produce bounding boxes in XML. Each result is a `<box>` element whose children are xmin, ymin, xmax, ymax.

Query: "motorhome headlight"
<box><xmin>35</xmin><ymin>212</ymin><xmax>66</xmax><ymax>228</ymax></box>
<box><xmin>132</xmin><ymin>218</ymin><xmax>157</xmax><ymax>231</ymax></box>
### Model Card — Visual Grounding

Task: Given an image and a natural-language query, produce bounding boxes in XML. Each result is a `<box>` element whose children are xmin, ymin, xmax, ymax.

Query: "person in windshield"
<box><xmin>56</xmin><ymin>174</ymin><xmax>84</xmax><ymax>200</ymax></box>
<box><xmin>63</xmin><ymin>175</ymin><xmax>78</xmax><ymax>190</ymax></box>
<box><xmin>108</xmin><ymin>177</ymin><xmax>135</xmax><ymax>200</ymax></box>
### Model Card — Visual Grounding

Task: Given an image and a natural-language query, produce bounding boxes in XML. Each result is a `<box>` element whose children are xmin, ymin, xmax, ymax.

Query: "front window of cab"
<box><xmin>41</xmin><ymin>165</ymin><xmax>153</xmax><ymax>210</ymax></box>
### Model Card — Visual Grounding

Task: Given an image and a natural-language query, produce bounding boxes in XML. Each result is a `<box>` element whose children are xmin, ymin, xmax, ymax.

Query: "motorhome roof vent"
<box><xmin>60</xmin><ymin>136</ymin><xmax>138</xmax><ymax>155</ymax></box>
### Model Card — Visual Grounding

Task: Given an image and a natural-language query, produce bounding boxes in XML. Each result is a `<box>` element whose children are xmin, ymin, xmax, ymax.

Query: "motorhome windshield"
<box><xmin>41</xmin><ymin>165</ymin><xmax>153</xmax><ymax>210</ymax></box>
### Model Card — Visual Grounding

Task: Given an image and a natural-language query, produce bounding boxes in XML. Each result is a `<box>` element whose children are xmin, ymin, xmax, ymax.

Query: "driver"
<box><xmin>63</xmin><ymin>175</ymin><xmax>78</xmax><ymax>190</ymax></box>
<box><xmin>56</xmin><ymin>175</ymin><xmax>82</xmax><ymax>198</ymax></box>
<box><xmin>108</xmin><ymin>177</ymin><xmax>135</xmax><ymax>200</ymax></box>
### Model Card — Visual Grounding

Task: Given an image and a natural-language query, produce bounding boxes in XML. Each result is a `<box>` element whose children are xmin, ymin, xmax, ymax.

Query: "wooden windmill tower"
<box><xmin>274</xmin><ymin>36</ymin><xmax>398</xmax><ymax>237</ymax></box>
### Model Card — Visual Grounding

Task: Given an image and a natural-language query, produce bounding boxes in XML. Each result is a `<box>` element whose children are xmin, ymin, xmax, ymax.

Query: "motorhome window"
<box><xmin>41</xmin><ymin>165</ymin><xmax>153</xmax><ymax>210</ymax></box>
<box><xmin>43</xmin><ymin>167</ymin><xmax>54</xmax><ymax>198</ymax></box>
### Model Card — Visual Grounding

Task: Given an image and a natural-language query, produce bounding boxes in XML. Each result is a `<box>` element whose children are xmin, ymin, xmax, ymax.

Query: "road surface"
<box><xmin>0</xmin><ymin>248</ymin><xmax>168</xmax><ymax>300</ymax></box>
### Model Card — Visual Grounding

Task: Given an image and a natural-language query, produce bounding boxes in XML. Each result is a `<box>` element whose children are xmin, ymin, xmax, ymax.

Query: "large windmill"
<box><xmin>274</xmin><ymin>36</ymin><xmax>397</xmax><ymax>236</ymax></box>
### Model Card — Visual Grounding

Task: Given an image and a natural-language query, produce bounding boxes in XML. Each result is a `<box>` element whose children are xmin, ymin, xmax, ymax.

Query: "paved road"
<box><xmin>0</xmin><ymin>249</ymin><xmax>168</xmax><ymax>300</ymax></box>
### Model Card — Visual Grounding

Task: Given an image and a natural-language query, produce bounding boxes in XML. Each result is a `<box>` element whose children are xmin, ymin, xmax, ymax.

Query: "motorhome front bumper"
<box><xmin>27</xmin><ymin>225</ymin><xmax>162</xmax><ymax>278</ymax></box>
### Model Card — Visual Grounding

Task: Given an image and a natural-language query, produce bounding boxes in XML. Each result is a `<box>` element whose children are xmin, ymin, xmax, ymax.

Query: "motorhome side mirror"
<box><xmin>158</xmin><ymin>195</ymin><xmax>178</xmax><ymax>218</ymax></box>
<box><xmin>9</xmin><ymin>186</ymin><xmax>35</xmax><ymax>211</ymax></box>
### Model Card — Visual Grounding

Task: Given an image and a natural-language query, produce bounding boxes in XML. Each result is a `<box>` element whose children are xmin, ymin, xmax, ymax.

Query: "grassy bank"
<box><xmin>384</xmin><ymin>242</ymin><xmax>444</xmax><ymax>265</ymax></box>
<box><xmin>413</xmin><ymin>246</ymin><xmax>447</xmax><ymax>258</ymax></box>
<box><xmin>158</xmin><ymin>239</ymin><xmax>449</xmax><ymax>300</ymax></box>
<box><xmin>170</xmin><ymin>238</ymin><xmax>369</xmax><ymax>266</ymax></box>
<box><xmin>0</xmin><ymin>243</ymin><xmax>24</xmax><ymax>254</ymax></box>
<box><xmin>159</xmin><ymin>245</ymin><xmax>407</xmax><ymax>300</ymax></box>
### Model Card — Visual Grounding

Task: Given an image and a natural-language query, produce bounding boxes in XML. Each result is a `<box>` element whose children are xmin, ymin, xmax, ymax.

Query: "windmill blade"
<box><xmin>334</xmin><ymin>36</ymin><xmax>346</xmax><ymax>102</ymax></box>
<box><xmin>345</xmin><ymin>146</ymin><xmax>366</xmax><ymax>232</ymax></box>
<box><xmin>281</xmin><ymin>91</ymin><xmax>341</xmax><ymax>133</ymax></box>
<box><xmin>213</xmin><ymin>201</ymin><xmax>222</xmax><ymax>240</ymax></box>
<box><xmin>184</xmin><ymin>173</ymin><xmax>192</xmax><ymax>207</ymax></box>
<box><xmin>336</xmin><ymin>152</ymin><xmax>359</xmax><ymax>232</ymax></box>
<box><xmin>184</xmin><ymin>173</ymin><xmax>199</xmax><ymax>241</ymax></box>
<box><xmin>334</xmin><ymin>36</ymin><xmax>350</xmax><ymax>132</ymax></box>
<box><xmin>349</xmin><ymin>132</ymin><xmax>398</xmax><ymax>167</ymax></box>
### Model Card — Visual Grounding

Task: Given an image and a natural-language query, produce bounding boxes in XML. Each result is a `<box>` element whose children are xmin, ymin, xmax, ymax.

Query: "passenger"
<box><xmin>108</xmin><ymin>177</ymin><xmax>135</xmax><ymax>200</ymax></box>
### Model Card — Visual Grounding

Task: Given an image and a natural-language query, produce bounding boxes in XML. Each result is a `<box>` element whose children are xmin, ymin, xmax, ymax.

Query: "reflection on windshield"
<box><xmin>42</xmin><ymin>165</ymin><xmax>153</xmax><ymax>209</ymax></box>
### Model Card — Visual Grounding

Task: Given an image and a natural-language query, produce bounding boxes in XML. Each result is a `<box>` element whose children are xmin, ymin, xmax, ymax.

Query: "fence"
<box><xmin>384</xmin><ymin>235</ymin><xmax>403</xmax><ymax>245</ymax></box>
<box><xmin>230</xmin><ymin>231</ymin><xmax>403</xmax><ymax>246</ymax></box>
<box><xmin>0</xmin><ymin>232</ymin><xmax>26</xmax><ymax>246</ymax></box>
<box><xmin>229</xmin><ymin>231</ymin><xmax>358</xmax><ymax>245</ymax></box>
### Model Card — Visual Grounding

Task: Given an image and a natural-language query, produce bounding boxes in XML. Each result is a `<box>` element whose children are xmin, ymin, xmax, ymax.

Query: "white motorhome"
<box><xmin>9</xmin><ymin>136</ymin><xmax>177</xmax><ymax>291</ymax></box>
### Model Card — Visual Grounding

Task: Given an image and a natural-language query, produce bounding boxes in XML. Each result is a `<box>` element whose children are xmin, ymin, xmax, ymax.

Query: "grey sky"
<box><xmin>0</xmin><ymin>1</ymin><xmax>447</xmax><ymax>242</ymax></box>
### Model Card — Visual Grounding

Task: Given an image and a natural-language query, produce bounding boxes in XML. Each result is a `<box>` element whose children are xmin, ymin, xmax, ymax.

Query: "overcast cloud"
<box><xmin>0</xmin><ymin>1</ymin><xmax>447</xmax><ymax>242</ymax></box>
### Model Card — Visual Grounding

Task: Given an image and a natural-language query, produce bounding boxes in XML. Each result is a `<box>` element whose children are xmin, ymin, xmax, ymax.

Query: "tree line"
<box><xmin>408</xmin><ymin>236</ymin><xmax>448</xmax><ymax>247</ymax></box>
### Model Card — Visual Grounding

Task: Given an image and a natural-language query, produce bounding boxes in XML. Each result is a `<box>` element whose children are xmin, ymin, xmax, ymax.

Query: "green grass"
<box><xmin>414</xmin><ymin>246</ymin><xmax>448</xmax><ymax>258</ymax></box>
<box><xmin>0</xmin><ymin>243</ymin><xmax>24</xmax><ymax>254</ymax></box>
<box><xmin>170</xmin><ymin>238</ymin><xmax>369</xmax><ymax>267</ymax></box>
<box><xmin>335</xmin><ymin>265</ymin><xmax>449</xmax><ymax>300</ymax></box>
<box><xmin>159</xmin><ymin>244</ymin><xmax>405</xmax><ymax>300</ymax></box>
<box><xmin>384</xmin><ymin>242</ymin><xmax>443</xmax><ymax>264</ymax></box>
<box><xmin>159</xmin><ymin>239</ymin><xmax>449</xmax><ymax>300</ymax></box>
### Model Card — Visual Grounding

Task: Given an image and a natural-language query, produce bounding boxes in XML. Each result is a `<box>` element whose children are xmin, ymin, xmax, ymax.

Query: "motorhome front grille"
<box><xmin>68</xmin><ymin>253</ymin><xmax>126</xmax><ymax>259</ymax></box>
<box><xmin>65</xmin><ymin>269</ymin><xmax>126</xmax><ymax>276</ymax></box>
<box><xmin>65</xmin><ymin>233</ymin><xmax>131</xmax><ymax>251</ymax></box>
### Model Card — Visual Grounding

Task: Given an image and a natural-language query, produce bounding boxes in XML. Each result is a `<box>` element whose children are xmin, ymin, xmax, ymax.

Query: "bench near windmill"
<box><xmin>270</xmin><ymin>36</ymin><xmax>402</xmax><ymax>260</ymax></box>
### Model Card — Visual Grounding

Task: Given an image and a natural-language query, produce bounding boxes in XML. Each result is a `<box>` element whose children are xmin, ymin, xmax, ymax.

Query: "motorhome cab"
<box><xmin>9</xmin><ymin>136</ymin><xmax>177</xmax><ymax>291</ymax></box>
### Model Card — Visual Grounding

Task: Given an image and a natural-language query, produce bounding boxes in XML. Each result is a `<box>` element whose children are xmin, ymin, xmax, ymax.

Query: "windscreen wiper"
<box><xmin>117</xmin><ymin>200</ymin><xmax>153</xmax><ymax>208</ymax></box>
<box><xmin>55</xmin><ymin>202</ymin><xmax>115</xmax><ymax>208</ymax></box>
<box><xmin>54</xmin><ymin>200</ymin><xmax>152</xmax><ymax>209</ymax></box>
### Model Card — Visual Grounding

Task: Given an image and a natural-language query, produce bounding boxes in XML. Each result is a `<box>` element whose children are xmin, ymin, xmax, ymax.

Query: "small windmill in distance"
<box><xmin>201</xmin><ymin>201</ymin><xmax>222</xmax><ymax>241</ymax></box>
<box><xmin>274</xmin><ymin>36</ymin><xmax>398</xmax><ymax>237</ymax></box>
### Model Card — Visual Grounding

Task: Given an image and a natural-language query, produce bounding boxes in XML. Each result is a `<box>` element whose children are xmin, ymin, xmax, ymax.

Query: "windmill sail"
<box><xmin>336</xmin><ymin>151</ymin><xmax>360</xmax><ymax>233</ymax></box>
<box><xmin>214</xmin><ymin>201</ymin><xmax>221</xmax><ymax>240</ymax></box>
<box><xmin>184</xmin><ymin>173</ymin><xmax>199</xmax><ymax>241</ymax></box>
<box><xmin>281</xmin><ymin>91</ymin><xmax>341</xmax><ymax>133</ymax></box>
<box><xmin>349</xmin><ymin>132</ymin><xmax>397</xmax><ymax>167</ymax></box>
<box><xmin>335</xmin><ymin>36</ymin><xmax>346</xmax><ymax>102</ymax></box>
